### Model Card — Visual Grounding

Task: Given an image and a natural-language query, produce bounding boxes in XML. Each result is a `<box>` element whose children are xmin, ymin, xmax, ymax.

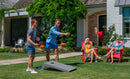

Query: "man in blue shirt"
<box><xmin>46</xmin><ymin>19</ymin><xmax>70</xmax><ymax>62</ymax></box>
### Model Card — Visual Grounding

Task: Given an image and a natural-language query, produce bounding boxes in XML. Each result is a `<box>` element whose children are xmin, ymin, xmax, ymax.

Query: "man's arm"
<box><xmin>52</xmin><ymin>28</ymin><xmax>70</xmax><ymax>37</ymax></box>
<box><xmin>27</xmin><ymin>36</ymin><xmax>39</xmax><ymax>46</ymax></box>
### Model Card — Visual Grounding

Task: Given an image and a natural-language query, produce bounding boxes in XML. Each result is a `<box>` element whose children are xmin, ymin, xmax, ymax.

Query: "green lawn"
<box><xmin>0</xmin><ymin>52</ymin><xmax>65</xmax><ymax>60</ymax></box>
<box><xmin>0</xmin><ymin>56</ymin><xmax>130</xmax><ymax>79</ymax></box>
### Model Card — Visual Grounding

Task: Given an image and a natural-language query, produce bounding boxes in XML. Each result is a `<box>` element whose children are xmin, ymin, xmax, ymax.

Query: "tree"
<box><xmin>26</xmin><ymin>0</ymin><xmax>87</xmax><ymax>50</ymax></box>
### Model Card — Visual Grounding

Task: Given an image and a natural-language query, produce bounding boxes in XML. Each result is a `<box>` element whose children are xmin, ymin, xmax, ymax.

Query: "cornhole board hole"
<box><xmin>42</xmin><ymin>61</ymin><xmax>77</xmax><ymax>72</ymax></box>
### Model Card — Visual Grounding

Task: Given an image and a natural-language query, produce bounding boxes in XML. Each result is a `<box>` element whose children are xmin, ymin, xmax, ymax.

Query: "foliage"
<box><xmin>103</xmin><ymin>25</ymin><xmax>123</xmax><ymax>46</ymax></box>
<box><xmin>4</xmin><ymin>47</ymin><xmax>11</xmax><ymax>52</ymax></box>
<box><xmin>0</xmin><ymin>48</ymin><xmax>4</xmax><ymax>52</ymax></box>
<box><xmin>16</xmin><ymin>48</ymin><xmax>20</xmax><ymax>53</ymax></box>
<box><xmin>123</xmin><ymin>47</ymin><xmax>130</xmax><ymax>56</ymax></box>
<box><xmin>10</xmin><ymin>49</ymin><xmax>15</xmax><ymax>53</ymax></box>
<box><xmin>22</xmin><ymin>47</ymin><xmax>27</xmax><ymax>53</ymax></box>
<box><xmin>39</xmin><ymin>41</ymin><xmax>46</xmax><ymax>44</ymax></box>
<box><xmin>26</xmin><ymin>0</ymin><xmax>87</xmax><ymax>49</ymax></box>
<box><xmin>94</xmin><ymin>45</ymin><xmax>106</xmax><ymax>55</ymax></box>
<box><xmin>0</xmin><ymin>7</ymin><xmax>17</xmax><ymax>21</ymax></box>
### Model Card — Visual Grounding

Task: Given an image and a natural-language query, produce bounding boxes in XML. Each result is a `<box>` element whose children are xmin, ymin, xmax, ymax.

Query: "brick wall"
<box><xmin>88</xmin><ymin>10</ymin><xmax>106</xmax><ymax>45</ymax></box>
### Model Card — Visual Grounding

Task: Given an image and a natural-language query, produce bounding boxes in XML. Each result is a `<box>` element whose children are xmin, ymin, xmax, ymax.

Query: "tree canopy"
<box><xmin>26</xmin><ymin>0</ymin><xmax>87</xmax><ymax>49</ymax></box>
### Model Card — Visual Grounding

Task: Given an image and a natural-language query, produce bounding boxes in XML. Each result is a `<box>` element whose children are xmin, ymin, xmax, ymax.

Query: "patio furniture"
<box><xmin>15</xmin><ymin>38</ymin><xmax>25</xmax><ymax>47</ymax></box>
<box><xmin>106</xmin><ymin>41</ymin><xmax>124</xmax><ymax>63</ymax></box>
<box><xmin>81</xmin><ymin>41</ymin><xmax>98</xmax><ymax>63</ymax></box>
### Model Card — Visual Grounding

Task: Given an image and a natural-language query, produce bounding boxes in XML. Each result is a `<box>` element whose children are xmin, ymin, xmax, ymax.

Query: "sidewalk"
<box><xmin>0</xmin><ymin>52</ymin><xmax>82</xmax><ymax>66</ymax></box>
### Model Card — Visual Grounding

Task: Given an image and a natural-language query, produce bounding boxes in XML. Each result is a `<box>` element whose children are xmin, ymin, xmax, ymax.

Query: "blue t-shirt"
<box><xmin>112</xmin><ymin>42</ymin><xmax>123</xmax><ymax>54</ymax></box>
<box><xmin>46</xmin><ymin>26</ymin><xmax>61</xmax><ymax>46</ymax></box>
<box><xmin>25</xmin><ymin>28</ymin><xmax>37</xmax><ymax>47</ymax></box>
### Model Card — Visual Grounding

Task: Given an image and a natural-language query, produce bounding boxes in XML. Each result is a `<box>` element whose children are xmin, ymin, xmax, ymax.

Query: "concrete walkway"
<box><xmin>0</xmin><ymin>52</ymin><xmax>82</xmax><ymax>66</ymax></box>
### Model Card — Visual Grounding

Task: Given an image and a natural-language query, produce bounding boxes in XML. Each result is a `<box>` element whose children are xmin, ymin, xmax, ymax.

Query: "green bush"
<box><xmin>23</xmin><ymin>47</ymin><xmax>27</xmax><ymax>53</ymax></box>
<box><xmin>0</xmin><ymin>48</ymin><xmax>4</xmax><ymax>52</ymax></box>
<box><xmin>94</xmin><ymin>45</ymin><xmax>106</xmax><ymax>55</ymax></box>
<box><xmin>10</xmin><ymin>49</ymin><xmax>15</xmax><ymax>53</ymax></box>
<box><xmin>123</xmin><ymin>47</ymin><xmax>130</xmax><ymax>56</ymax></box>
<box><xmin>4</xmin><ymin>47</ymin><xmax>11</xmax><ymax>52</ymax></box>
<box><xmin>16</xmin><ymin>48</ymin><xmax>19</xmax><ymax>53</ymax></box>
<box><xmin>97</xmin><ymin>48</ymin><xmax>106</xmax><ymax>55</ymax></box>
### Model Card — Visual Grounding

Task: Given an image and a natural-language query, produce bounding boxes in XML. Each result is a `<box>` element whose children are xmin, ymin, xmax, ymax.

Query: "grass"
<box><xmin>0</xmin><ymin>56</ymin><xmax>130</xmax><ymax>79</ymax></box>
<box><xmin>0</xmin><ymin>52</ymin><xmax>67</xmax><ymax>60</ymax></box>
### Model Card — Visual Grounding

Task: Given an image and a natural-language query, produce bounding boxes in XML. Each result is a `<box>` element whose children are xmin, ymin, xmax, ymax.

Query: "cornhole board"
<box><xmin>42</xmin><ymin>61</ymin><xmax>77</xmax><ymax>72</ymax></box>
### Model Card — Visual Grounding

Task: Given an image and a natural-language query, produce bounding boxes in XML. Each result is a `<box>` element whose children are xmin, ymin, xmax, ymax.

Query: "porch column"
<box><xmin>29</xmin><ymin>16</ymin><xmax>32</xmax><ymax>28</ymax></box>
<box><xmin>1</xmin><ymin>16</ymin><xmax>4</xmax><ymax>48</ymax></box>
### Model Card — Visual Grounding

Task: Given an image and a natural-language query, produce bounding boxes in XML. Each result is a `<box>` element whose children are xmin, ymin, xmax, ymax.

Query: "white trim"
<box><xmin>1</xmin><ymin>16</ymin><xmax>4</xmax><ymax>48</ymax></box>
<box><xmin>29</xmin><ymin>16</ymin><xmax>32</xmax><ymax>28</ymax></box>
<box><xmin>4</xmin><ymin>9</ymin><xmax>28</xmax><ymax>17</ymax></box>
<box><xmin>4</xmin><ymin>12</ymin><xmax>28</xmax><ymax>17</ymax></box>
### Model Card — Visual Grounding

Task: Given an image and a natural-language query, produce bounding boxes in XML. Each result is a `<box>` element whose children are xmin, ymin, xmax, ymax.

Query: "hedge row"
<box><xmin>93</xmin><ymin>45</ymin><xmax>130</xmax><ymax>56</ymax></box>
<box><xmin>0</xmin><ymin>47</ymin><xmax>27</xmax><ymax>53</ymax></box>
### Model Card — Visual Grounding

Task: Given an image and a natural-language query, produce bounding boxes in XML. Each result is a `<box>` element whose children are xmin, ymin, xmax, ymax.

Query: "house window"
<box><xmin>123</xmin><ymin>8</ymin><xmax>130</xmax><ymax>37</ymax></box>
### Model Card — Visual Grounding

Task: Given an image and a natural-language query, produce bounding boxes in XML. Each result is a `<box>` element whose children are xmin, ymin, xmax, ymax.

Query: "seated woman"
<box><xmin>81</xmin><ymin>38</ymin><xmax>101</xmax><ymax>63</ymax></box>
<box><xmin>104</xmin><ymin>37</ymin><xmax>123</xmax><ymax>63</ymax></box>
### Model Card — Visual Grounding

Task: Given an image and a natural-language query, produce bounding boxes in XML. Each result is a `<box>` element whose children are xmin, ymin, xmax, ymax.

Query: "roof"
<box><xmin>115</xmin><ymin>0</ymin><xmax>130</xmax><ymax>7</ymax></box>
<box><xmin>13</xmin><ymin>0</ymin><xmax>34</xmax><ymax>9</ymax></box>
<box><xmin>0</xmin><ymin>0</ymin><xmax>19</xmax><ymax>9</ymax></box>
<box><xmin>81</xmin><ymin>0</ymin><xmax>106</xmax><ymax>6</ymax></box>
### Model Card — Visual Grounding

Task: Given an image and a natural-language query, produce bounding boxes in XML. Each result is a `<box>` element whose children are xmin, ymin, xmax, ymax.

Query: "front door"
<box><xmin>98</xmin><ymin>15</ymin><xmax>106</xmax><ymax>46</ymax></box>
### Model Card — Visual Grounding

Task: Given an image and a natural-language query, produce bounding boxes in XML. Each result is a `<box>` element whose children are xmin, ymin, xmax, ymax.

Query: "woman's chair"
<box><xmin>106</xmin><ymin>41</ymin><xmax>124</xmax><ymax>63</ymax></box>
<box><xmin>81</xmin><ymin>41</ymin><xmax>98</xmax><ymax>63</ymax></box>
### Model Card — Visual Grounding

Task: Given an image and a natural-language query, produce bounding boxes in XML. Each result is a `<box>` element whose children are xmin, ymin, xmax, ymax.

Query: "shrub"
<box><xmin>123</xmin><ymin>47</ymin><xmax>130</xmax><ymax>56</ymax></box>
<box><xmin>10</xmin><ymin>49</ymin><xmax>15</xmax><ymax>53</ymax></box>
<box><xmin>94</xmin><ymin>45</ymin><xmax>106</xmax><ymax>55</ymax></box>
<box><xmin>23</xmin><ymin>47</ymin><xmax>27</xmax><ymax>53</ymax></box>
<box><xmin>0</xmin><ymin>48</ymin><xmax>4</xmax><ymax>52</ymax></box>
<box><xmin>4</xmin><ymin>47</ymin><xmax>11</xmax><ymax>52</ymax></box>
<box><xmin>97</xmin><ymin>48</ymin><xmax>106</xmax><ymax>55</ymax></box>
<box><xmin>16</xmin><ymin>48</ymin><xmax>19</xmax><ymax>53</ymax></box>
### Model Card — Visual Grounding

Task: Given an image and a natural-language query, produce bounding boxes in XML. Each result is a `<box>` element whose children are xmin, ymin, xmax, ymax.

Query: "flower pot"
<box><xmin>40</xmin><ymin>44</ymin><xmax>46</xmax><ymax>48</ymax></box>
<box><xmin>60</xmin><ymin>42</ymin><xmax>66</xmax><ymax>47</ymax></box>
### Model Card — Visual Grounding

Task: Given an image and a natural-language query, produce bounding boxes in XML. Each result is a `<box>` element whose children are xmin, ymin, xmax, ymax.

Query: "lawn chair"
<box><xmin>81</xmin><ymin>41</ymin><xmax>98</xmax><ymax>63</ymax></box>
<box><xmin>15</xmin><ymin>38</ymin><xmax>25</xmax><ymax>47</ymax></box>
<box><xmin>106</xmin><ymin>41</ymin><xmax>124</xmax><ymax>63</ymax></box>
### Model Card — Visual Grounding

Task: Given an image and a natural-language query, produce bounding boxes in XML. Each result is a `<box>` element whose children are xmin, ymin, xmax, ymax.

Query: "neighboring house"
<box><xmin>77</xmin><ymin>0</ymin><xmax>130</xmax><ymax>47</ymax></box>
<box><xmin>77</xmin><ymin>0</ymin><xmax>106</xmax><ymax>47</ymax></box>
<box><xmin>0</xmin><ymin>0</ymin><xmax>35</xmax><ymax>47</ymax></box>
<box><xmin>0</xmin><ymin>0</ymin><xmax>130</xmax><ymax>48</ymax></box>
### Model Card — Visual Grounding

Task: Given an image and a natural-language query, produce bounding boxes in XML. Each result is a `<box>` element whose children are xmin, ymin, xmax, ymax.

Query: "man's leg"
<box><xmin>28</xmin><ymin>55</ymin><xmax>33</xmax><ymax>70</ymax></box>
<box><xmin>46</xmin><ymin>50</ymin><xmax>50</xmax><ymax>61</ymax></box>
<box><xmin>54</xmin><ymin>48</ymin><xmax>59</xmax><ymax>62</ymax></box>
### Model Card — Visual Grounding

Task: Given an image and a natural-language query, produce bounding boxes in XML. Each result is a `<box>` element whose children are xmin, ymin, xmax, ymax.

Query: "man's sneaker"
<box><xmin>31</xmin><ymin>70</ymin><xmax>38</xmax><ymax>74</ymax></box>
<box><xmin>26</xmin><ymin>68</ymin><xmax>31</xmax><ymax>72</ymax></box>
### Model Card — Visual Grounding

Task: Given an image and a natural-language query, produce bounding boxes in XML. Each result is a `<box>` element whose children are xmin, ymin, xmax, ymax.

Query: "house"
<box><xmin>77</xmin><ymin>0</ymin><xmax>106</xmax><ymax>47</ymax></box>
<box><xmin>77</xmin><ymin>0</ymin><xmax>130</xmax><ymax>47</ymax></box>
<box><xmin>0</xmin><ymin>0</ymin><xmax>130</xmax><ymax>48</ymax></box>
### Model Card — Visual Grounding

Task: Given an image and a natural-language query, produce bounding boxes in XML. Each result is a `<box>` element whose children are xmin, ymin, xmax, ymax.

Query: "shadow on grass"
<box><xmin>106</xmin><ymin>59</ymin><xmax>129</xmax><ymax>63</ymax></box>
<box><xmin>66</xmin><ymin>62</ymin><xmax>84</xmax><ymax>66</ymax></box>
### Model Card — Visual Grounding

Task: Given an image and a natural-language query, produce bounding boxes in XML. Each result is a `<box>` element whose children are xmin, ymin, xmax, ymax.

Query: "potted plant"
<box><xmin>39</xmin><ymin>41</ymin><xmax>46</xmax><ymax>48</ymax></box>
<box><xmin>59</xmin><ymin>37</ymin><xmax>67</xmax><ymax>47</ymax></box>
